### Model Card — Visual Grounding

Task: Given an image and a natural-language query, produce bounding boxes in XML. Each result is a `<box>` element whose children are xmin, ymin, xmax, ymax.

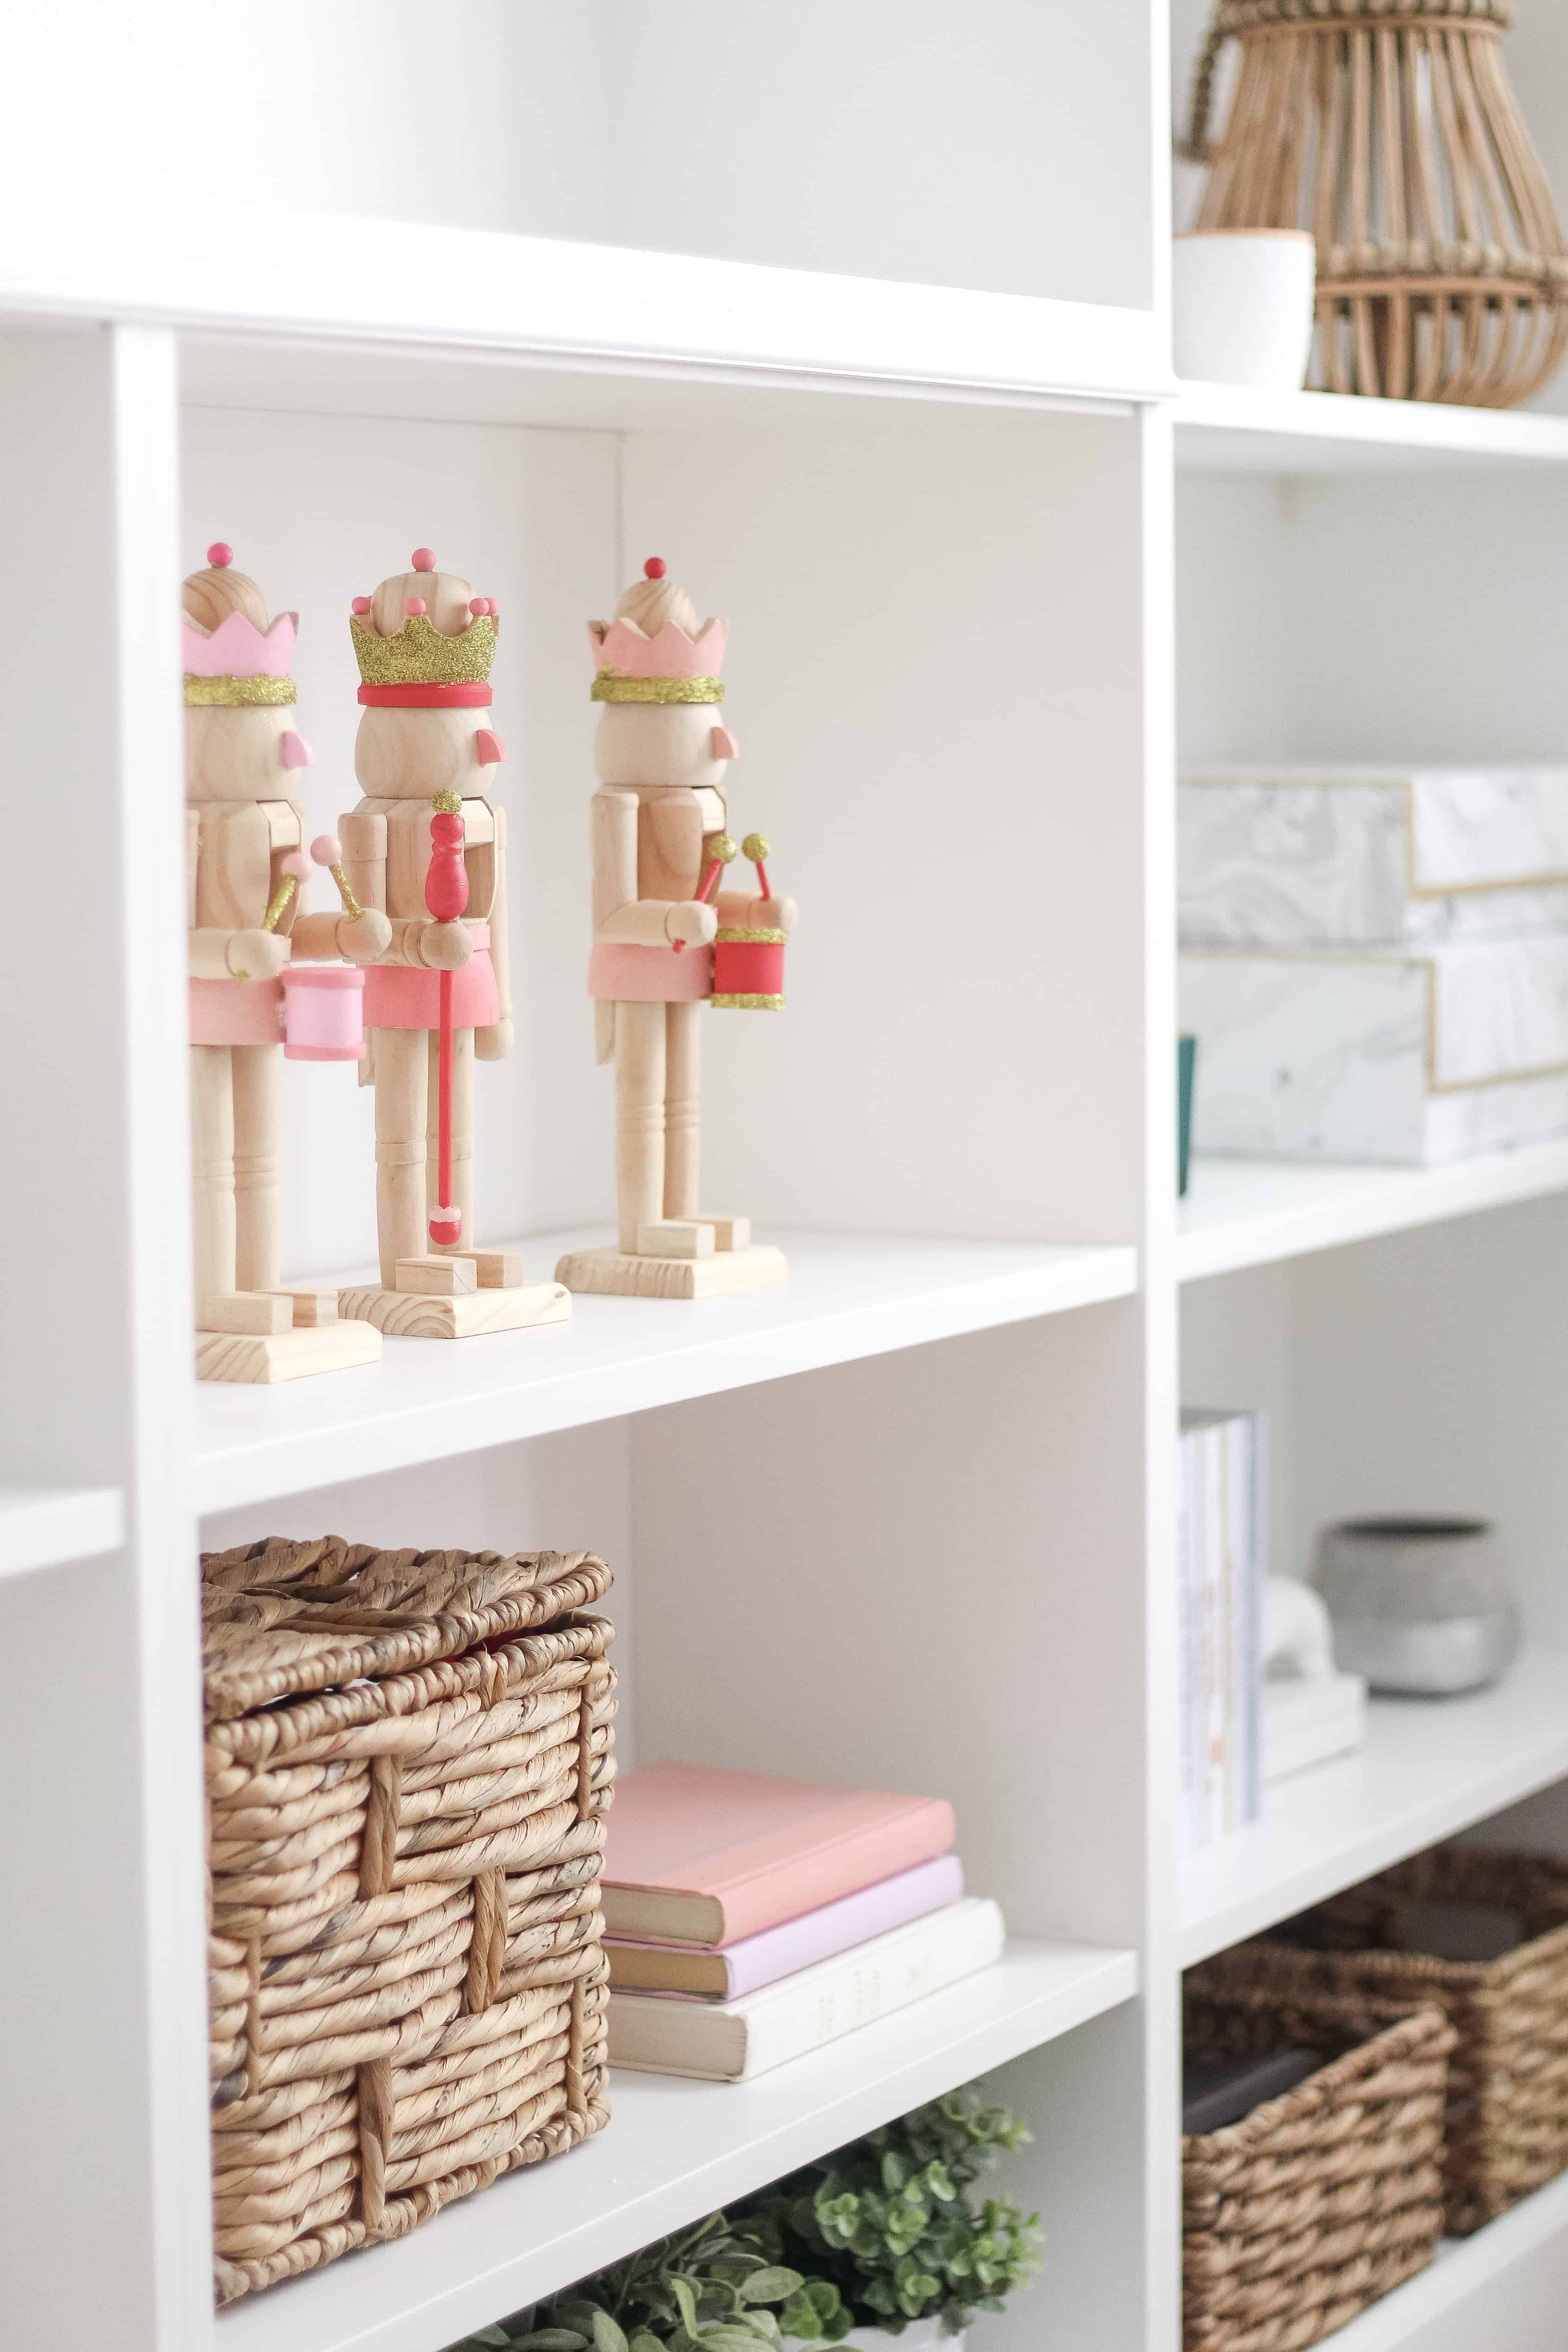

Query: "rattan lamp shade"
<box><xmin>1185</xmin><ymin>0</ymin><xmax>1568</xmax><ymax>406</ymax></box>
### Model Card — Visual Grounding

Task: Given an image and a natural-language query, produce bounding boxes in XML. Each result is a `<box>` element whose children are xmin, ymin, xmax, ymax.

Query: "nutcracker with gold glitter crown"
<box><xmin>184</xmin><ymin>542</ymin><xmax>391</xmax><ymax>1382</ymax></box>
<box><xmin>555</xmin><ymin>557</ymin><xmax>798</xmax><ymax>1301</ymax></box>
<box><xmin>335</xmin><ymin>547</ymin><xmax>570</xmax><ymax>1338</ymax></box>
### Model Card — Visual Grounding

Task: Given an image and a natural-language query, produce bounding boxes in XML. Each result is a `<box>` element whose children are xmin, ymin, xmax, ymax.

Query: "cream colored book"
<box><xmin>607</xmin><ymin>1896</ymin><xmax>1006</xmax><ymax>2082</ymax></box>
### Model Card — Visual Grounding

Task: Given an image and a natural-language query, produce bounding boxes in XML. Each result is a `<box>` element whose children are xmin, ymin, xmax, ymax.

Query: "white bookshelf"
<box><xmin>8</xmin><ymin>3</ymin><xmax>1568</xmax><ymax>2350</ymax></box>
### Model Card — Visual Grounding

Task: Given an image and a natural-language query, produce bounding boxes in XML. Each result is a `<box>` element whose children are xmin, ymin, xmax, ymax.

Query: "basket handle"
<box><xmin>1179</xmin><ymin>9</ymin><xmax>1232</xmax><ymax>166</ymax></box>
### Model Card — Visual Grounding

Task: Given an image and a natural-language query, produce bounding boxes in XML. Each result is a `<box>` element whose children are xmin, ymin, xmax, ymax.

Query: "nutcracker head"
<box><xmin>351</xmin><ymin>547</ymin><xmax>506</xmax><ymax>798</ymax></box>
<box><xmin>182</xmin><ymin>543</ymin><xmax>313</xmax><ymax>801</ymax></box>
<box><xmin>589</xmin><ymin>557</ymin><xmax>738</xmax><ymax>790</ymax></box>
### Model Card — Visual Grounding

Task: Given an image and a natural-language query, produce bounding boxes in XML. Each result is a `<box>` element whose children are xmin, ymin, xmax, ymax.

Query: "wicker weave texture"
<box><xmin>203</xmin><ymin>1537</ymin><xmax>617</xmax><ymax>2306</ymax></box>
<box><xmin>1183</xmin><ymin>1975</ymin><xmax>1454</xmax><ymax>2352</ymax></box>
<box><xmin>1185</xmin><ymin>0</ymin><xmax>1568</xmax><ymax>405</ymax></box>
<box><xmin>1247</xmin><ymin>1842</ymin><xmax>1568</xmax><ymax>2235</ymax></box>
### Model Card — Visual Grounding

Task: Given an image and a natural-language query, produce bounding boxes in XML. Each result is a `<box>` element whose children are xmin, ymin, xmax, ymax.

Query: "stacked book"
<box><xmin>601</xmin><ymin>1761</ymin><xmax>1004</xmax><ymax>2081</ymax></box>
<box><xmin>1179</xmin><ymin>1408</ymin><xmax>1265</xmax><ymax>1854</ymax></box>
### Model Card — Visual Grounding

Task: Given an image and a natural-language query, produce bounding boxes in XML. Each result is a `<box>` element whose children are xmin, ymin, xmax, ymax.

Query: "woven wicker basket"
<box><xmin>1243</xmin><ymin>1842</ymin><xmax>1568</xmax><ymax>2234</ymax></box>
<box><xmin>1183</xmin><ymin>1971</ymin><xmax>1454</xmax><ymax>2351</ymax></box>
<box><xmin>203</xmin><ymin>1536</ymin><xmax>617</xmax><ymax>2306</ymax></box>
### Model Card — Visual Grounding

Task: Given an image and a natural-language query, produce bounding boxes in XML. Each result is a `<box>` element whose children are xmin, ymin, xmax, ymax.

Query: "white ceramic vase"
<box><xmin>838</xmin><ymin>2324</ymin><xmax>962</xmax><ymax>2352</ymax></box>
<box><xmin>1316</xmin><ymin>1516</ymin><xmax>1520</xmax><ymax>1695</ymax></box>
<box><xmin>1173</xmin><ymin>230</ymin><xmax>1316</xmax><ymax>390</ymax></box>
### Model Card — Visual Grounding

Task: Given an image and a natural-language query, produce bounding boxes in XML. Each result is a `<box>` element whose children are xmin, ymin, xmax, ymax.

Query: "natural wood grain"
<box><xmin>337</xmin><ymin>1280</ymin><xmax>573</xmax><ymax>1338</ymax></box>
<box><xmin>554</xmin><ymin>1244</ymin><xmax>788</xmax><ymax>1300</ymax></box>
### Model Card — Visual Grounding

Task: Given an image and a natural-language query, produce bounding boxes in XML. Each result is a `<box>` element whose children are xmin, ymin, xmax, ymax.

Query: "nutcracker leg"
<box><xmin>616</xmin><ymin>1000</ymin><xmax>665</xmax><ymax>1253</ymax></box>
<box><xmin>191</xmin><ymin>1043</ymin><xmax>237</xmax><ymax>1313</ymax></box>
<box><xmin>664</xmin><ymin>998</ymin><xmax>701</xmax><ymax>1223</ymax></box>
<box><xmin>231</xmin><ymin>1043</ymin><xmax>282</xmax><ymax>1296</ymax></box>
<box><xmin>374</xmin><ymin>1027</ymin><xmax>428</xmax><ymax>1288</ymax></box>
<box><xmin>426</xmin><ymin>1024</ymin><xmax>475</xmax><ymax>1256</ymax></box>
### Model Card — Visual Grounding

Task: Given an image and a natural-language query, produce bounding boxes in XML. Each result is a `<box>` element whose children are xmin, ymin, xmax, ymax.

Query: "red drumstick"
<box><xmin>426</xmin><ymin>791</ymin><xmax>468</xmax><ymax>1245</ymax></box>
<box><xmin>672</xmin><ymin>832</ymin><xmax>736</xmax><ymax>954</ymax></box>
<box><xmin>741</xmin><ymin>831</ymin><xmax>772</xmax><ymax>899</ymax></box>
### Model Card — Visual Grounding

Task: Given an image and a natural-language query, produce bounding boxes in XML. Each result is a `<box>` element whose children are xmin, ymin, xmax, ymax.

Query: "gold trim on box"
<box><xmin>715</xmin><ymin>926</ymin><xmax>788</xmax><ymax>944</ymax></box>
<box><xmin>184</xmin><ymin>673</ymin><xmax>297</xmax><ymax>706</ymax></box>
<box><xmin>591</xmin><ymin>673</ymin><xmax>724</xmax><ymax>705</ymax></box>
<box><xmin>711</xmin><ymin>991</ymin><xmax>784</xmax><ymax>1010</ymax></box>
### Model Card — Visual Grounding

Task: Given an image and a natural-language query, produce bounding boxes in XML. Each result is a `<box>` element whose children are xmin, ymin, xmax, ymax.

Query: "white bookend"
<box><xmin>606</xmin><ymin>1897</ymin><xmax>1007</xmax><ymax>2082</ymax></box>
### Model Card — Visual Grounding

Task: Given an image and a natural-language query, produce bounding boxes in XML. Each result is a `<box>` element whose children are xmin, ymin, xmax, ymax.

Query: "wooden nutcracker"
<box><xmin>556</xmin><ymin>558</ymin><xmax>798</xmax><ymax>1300</ymax></box>
<box><xmin>184</xmin><ymin>543</ymin><xmax>389</xmax><ymax>1381</ymax></box>
<box><xmin>335</xmin><ymin>547</ymin><xmax>569</xmax><ymax>1338</ymax></box>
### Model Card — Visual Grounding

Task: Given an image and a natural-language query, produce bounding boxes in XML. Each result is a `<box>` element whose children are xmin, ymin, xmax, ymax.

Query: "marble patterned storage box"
<box><xmin>1181</xmin><ymin>937</ymin><xmax>1568</xmax><ymax>1164</ymax></box>
<box><xmin>1180</xmin><ymin>768</ymin><xmax>1568</xmax><ymax>948</ymax></box>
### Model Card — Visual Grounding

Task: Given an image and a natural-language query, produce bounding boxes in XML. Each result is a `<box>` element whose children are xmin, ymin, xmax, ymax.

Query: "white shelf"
<box><xmin>193</xmin><ymin>1230</ymin><xmax>1138</xmax><ymax>1515</ymax></box>
<box><xmin>1331</xmin><ymin>2175</ymin><xmax>1568</xmax><ymax>2350</ymax></box>
<box><xmin>0</xmin><ymin>1484</ymin><xmax>125</xmax><ymax>1581</ymax></box>
<box><xmin>1180</xmin><ymin>1647</ymin><xmax>1568</xmax><ymax>1969</ymax></box>
<box><xmin>1174</xmin><ymin>382</ymin><xmax>1568</xmax><ymax>473</ymax></box>
<box><xmin>213</xmin><ymin>1938</ymin><xmax>1136</xmax><ymax>2352</ymax></box>
<box><xmin>1175</xmin><ymin>1144</ymin><xmax>1568</xmax><ymax>1283</ymax></box>
<box><xmin>1</xmin><ymin>200</ymin><xmax>1170</xmax><ymax>418</ymax></box>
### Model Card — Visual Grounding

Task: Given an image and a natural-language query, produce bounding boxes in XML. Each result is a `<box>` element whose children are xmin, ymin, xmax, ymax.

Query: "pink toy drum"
<box><xmin>279</xmin><ymin>966</ymin><xmax>367</xmax><ymax>1061</ymax></box>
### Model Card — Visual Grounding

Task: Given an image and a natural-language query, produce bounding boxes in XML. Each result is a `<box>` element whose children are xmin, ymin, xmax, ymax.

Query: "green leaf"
<box><xmin>466</xmin><ymin>2332</ymin><xmax>513</xmax><ymax>2349</ymax></box>
<box><xmin>592</xmin><ymin>2314</ymin><xmax>629</xmax><ymax>2352</ymax></box>
<box><xmin>512</xmin><ymin>2335</ymin><xmax>590</xmax><ymax>2351</ymax></box>
<box><xmin>741</xmin><ymin>2269</ymin><xmax>804</xmax><ymax>2304</ymax></box>
<box><xmin>670</xmin><ymin>2280</ymin><xmax>701</xmax><ymax>2338</ymax></box>
<box><xmin>880</xmin><ymin>2151</ymin><xmax>909</xmax><ymax>2193</ymax></box>
<box><xmin>629</xmin><ymin>2335</ymin><xmax>664</xmax><ymax>2352</ymax></box>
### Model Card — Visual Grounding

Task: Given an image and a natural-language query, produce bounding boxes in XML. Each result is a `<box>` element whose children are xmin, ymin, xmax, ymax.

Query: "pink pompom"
<box><xmin>412</xmin><ymin>547</ymin><xmax>436</xmax><ymax>572</ymax></box>
<box><xmin>429</xmin><ymin>1205</ymin><xmax>462</xmax><ymax>1243</ymax></box>
<box><xmin>470</xmin><ymin>596</ymin><xmax>486</xmax><ymax>616</ymax></box>
<box><xmin>644</xmin><ymin>556</ymin><xmax>666</xmax><ymax>579</ymax></box>
<box><xmin>281</xmin><ymin>849</ymin><xmax>312</xmax><ymax>881</ymax></box>
<box><xmin>405</xmin><ymin>596</ymin><xmax>426</xmax><ymax>616</ymax></box>
<box><xmin>487</xmin><ymin>599</ymin><xmax>498</xmax><ymax>618</ymax></box>
<box><xmin>207</xmin><ymin>541</ymin><xmax>233</xmax><ymax>568</ymax></box>
<box><xmin>351</xmin><ymin>595</ymin><xmax>372</xmax><ymax>615</ymax></box>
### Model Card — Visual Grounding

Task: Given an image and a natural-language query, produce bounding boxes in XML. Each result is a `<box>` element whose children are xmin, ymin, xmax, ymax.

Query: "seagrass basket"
<box><xmin>202</xmin><ymin>1536</ymin><xmax>616</xmax><ymax>2306</ymax></box>
<box><xmin>1184</xmin><ymin>0</ymin><xmax>1568</xmax><ymax>405</ymax></box>
<box><xmin>1183</xmin><ymin>1971</ymin><xmax>1454</xmax><ymax>2350</ymax></box>
<box><xmin>1243</xmin><ymin>1842</ymin><xmax>1568</xmax><ymax>2233</ymax></box>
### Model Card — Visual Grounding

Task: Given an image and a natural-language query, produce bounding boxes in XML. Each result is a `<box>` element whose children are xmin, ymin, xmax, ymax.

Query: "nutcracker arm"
<box><xmin>594</xmin><ymin>900</ymin><xmax>717</xmax><ymax>947</ymax></box>
<box><xmin>714</xmin><ymin>889</ymin><xmax>798</xmax><ymax>933</ymax></box>
<box><xmin>188</xmin><ymin>927</ymin><xmax>289</xmax><ymax>981</ymax></box>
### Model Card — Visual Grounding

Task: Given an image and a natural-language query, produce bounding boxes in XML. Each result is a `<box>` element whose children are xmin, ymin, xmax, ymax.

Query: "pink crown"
<box><xmin>588</xmin><ymin>616</ymin><xmax>727</xmax><ymax>709</ymax></box>
<box><xmin>182</xmin><ymin>609</ymin><xmax>297</xmax><ymax>680</ymax></box>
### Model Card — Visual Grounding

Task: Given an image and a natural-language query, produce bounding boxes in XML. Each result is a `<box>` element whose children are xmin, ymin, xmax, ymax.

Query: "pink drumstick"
<box><xmin>426</xmin><ymin>794</ymin><xmax>469</xmax><ymax>1246</ymax></box>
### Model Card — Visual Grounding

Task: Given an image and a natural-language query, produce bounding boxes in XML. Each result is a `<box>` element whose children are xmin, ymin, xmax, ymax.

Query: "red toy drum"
<box><xmin>711</xmin><ymin>925</ymin><xmax>786</xmax><ymax>1009</ymax></box>
<box><xmin>279</xmin><ymin>965</ymin><xmax>367</xmax><ymax>1060</ymax></box>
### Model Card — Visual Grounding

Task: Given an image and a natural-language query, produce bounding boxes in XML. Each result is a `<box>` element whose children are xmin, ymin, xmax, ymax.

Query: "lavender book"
<box><xmin>606</xmin><ymin>1854</ymin><xmax>965</xmax><ymax>1999</ymax></box>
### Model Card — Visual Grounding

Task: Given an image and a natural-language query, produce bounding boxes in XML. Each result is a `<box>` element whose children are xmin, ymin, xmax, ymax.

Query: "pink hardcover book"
<box><xmin>606</xmin><ymin>1854</ymin><xmax>966</xmax><ymax>1997</ymax></box>
<box><xmin>600</xmin><ymin>1761</ymin><xmax>956</xmax><ymax>1948</ymax></box>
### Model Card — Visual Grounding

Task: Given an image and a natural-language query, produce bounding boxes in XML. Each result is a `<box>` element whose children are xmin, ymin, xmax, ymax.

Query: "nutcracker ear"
<box><xmin>474</xmin><ymin>727</ymin><xmax>505</xmax><ymax>767</ymax></box>
<box><xmin>710</xmin><ymin>724</ymin><xmax>738</xmax><ymax>760</ymax></box>
<box><xmin>280</xmin><ymin>729</ymin><xmax>313</xmax><ymax>769</ymax></box>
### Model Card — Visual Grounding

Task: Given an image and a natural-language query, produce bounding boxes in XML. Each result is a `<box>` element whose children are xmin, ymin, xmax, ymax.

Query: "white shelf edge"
<box><xmin>1173</xmin><ymin>381</ymin><xmax>1568</xmax><ymax>471</ymax></box>
<box><xmin>1175</xmin><ymin>1141</ymin><xmax>1568</xmax><ymax>1283</ymax></box>
<box><xmin>192</xmin><ymin>1231</ymin><xmax>1139</xmax><ymax>1516</ymax></box>
<box><xmin>0</xmin><ymin>200</ymin><xmax>1174</xmax><ymax>416</ymax></box>
<box><xmin>1329</xmin><ymin>2173</ymin><xmax>1568</xmax><ymax>2349</ymax></box>
<box><xmin>213</xmin><ymin>1938</ymin><xmax>1137</xmax><ymax>2352</ymax></box>
<box><xmin>0</xmin><ymin>1484</ymin><xmax>125</xmax><ymax>1581</ymax></box>
<box><xmin>1178</xmin><ymin>1648</ymin><xmax>1568</xmax><ymax>1968</ymax></box>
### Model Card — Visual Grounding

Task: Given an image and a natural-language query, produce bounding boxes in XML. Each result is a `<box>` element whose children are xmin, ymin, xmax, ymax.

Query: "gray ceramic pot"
<box><xmin>1315</xmin><ymin>1517</ymin><xmax>1519</xmax><ymax>1696</ymax></box>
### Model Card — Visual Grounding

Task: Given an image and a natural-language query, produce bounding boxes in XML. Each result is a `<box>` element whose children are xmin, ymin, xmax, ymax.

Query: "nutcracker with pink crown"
<box><xmin>335</xmin><ymin>547</ymin><xmax>570</xmax><ymax>1338</ymax></box>
<box><xmin>555</xmin><ymin>557</ymin><xmax>798</xmax><ymax>1300</ymax></box>
<box><xmin>184</xmin><ymin>543</ymin><xmax>390</xmax><ymax>1381</ymax></box>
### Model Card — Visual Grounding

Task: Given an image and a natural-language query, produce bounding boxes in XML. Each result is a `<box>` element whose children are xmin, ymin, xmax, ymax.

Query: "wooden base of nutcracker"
<box><xmin>555</xmin><ymin>1223</ymin><xmax>787</xmax><ymax>1301</ymax></box>
<box><xmin>195</xmin><ymin>1291</ymin><xmax>383</xmax><ymax>1384</ymax></box>
<box><xmin>338</xmin><ymin>1252</ymin><xmax>571</xmax><ymax>1340</ymax></box>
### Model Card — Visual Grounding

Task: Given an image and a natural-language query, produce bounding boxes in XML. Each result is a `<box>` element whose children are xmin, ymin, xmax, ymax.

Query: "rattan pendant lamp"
<box><xmin>1184</xmin><ymin>0</ymin><xmax>1568</xmax><ymax>406</ymax></box>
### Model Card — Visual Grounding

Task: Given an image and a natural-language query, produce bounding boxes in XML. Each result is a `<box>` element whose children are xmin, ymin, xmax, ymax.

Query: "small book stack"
<box><xmin>601</xmin><ymin>1761</ymin><xmax>1004</xmax><ymax>2081</ymax></box>
<box><xmin>1179</xmin><ymin>1408</ymin><xmax>1265</xmax><ymax>1854</ymax></box>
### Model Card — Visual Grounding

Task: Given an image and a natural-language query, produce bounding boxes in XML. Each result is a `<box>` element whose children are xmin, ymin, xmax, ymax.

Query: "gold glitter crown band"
<box><xmin>591</xmin><ymin>672</ymin><xmax>725</xmax><ymax>706</ymax></box>
<box><xmin>351</xmin><ymin>609</ymin><xmax>497</xmax><ymax>691</ymax></box>
<box><xmin>184</xmin><ymin>673</ymin><xmax>297</xmax><ymax>707</ymax></box>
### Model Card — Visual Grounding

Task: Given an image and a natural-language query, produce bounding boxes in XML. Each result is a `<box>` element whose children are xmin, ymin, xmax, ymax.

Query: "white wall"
<box><xmin>6</xmin><ymin>2</ymin><xmax>1153</xmax><ymax>309</ymax></box>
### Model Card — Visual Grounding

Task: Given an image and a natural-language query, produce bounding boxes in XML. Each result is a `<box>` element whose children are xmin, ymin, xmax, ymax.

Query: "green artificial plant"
<box><xmin>740</xmin><ymin>2089</ymin><xmax>1042</xmax><ymax>2337</ymax></box>
<box><xmin>451</xmin><ymin>2209</ymin><xmax>850</xmax><ymax>2352</ymax></box>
